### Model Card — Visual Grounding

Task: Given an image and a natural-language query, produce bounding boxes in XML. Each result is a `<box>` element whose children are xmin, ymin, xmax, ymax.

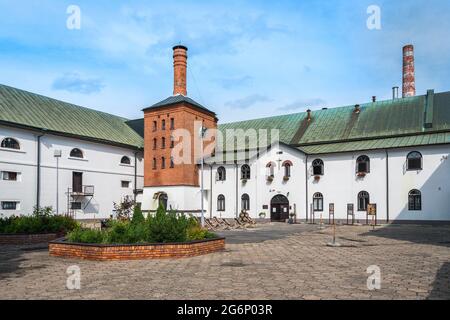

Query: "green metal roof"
<box><xmin>299</xmin><ymin>132</ymin><xmax>450</xmax><ymax>155</ymax></box>
<box><xmin>0</xmin><ymin>84</ymin><xmax>144</xmax><ymax>148</ymax></box>
<box><xmin>218</xmin><ymin>90</ymin><xmax>450</xmax><ymax>153</ymax></box>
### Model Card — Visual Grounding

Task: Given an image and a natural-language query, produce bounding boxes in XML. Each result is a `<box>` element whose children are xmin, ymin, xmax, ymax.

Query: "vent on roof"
<box><xmin>424</xmin><ymin>89</ymin><xmax>434</xmax><ymax>129</ymax></box>
<box><xmin>392</xmin><ymin>86</ymin><xmax>399</xmax><ymax>99</ymax></box>
<box><xmin>354</xmin><ymin>104</ymin><xmax>361</xmax><ymax>114</ymax></box>
<box><xmin>306</xmin><ymin>109</ymin><xmax>312</xmax><ymax>121</ymax></box>
<box><xmin>372</xmin><ymin>96</ymin><xmax>376</xmax><ymax>103</ymax></box>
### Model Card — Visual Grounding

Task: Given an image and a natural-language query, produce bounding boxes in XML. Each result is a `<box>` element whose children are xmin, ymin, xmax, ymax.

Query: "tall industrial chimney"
<box><xmin>173</xmin><ymin>45</ymin><xmax>188</xmax><ymax>96</ymax></box>
<box><xmin>402</xmin><ymin>45</ymin><xmax>416</xmax><ymax>98</ymax></box>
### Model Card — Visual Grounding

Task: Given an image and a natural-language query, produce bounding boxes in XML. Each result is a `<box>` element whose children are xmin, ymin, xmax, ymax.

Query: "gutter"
<box><xmin>235</xmin><ymin>162</ymin><xmax>239</xmax><ymax>218</ymax></box>
<box><xmin>133</xmin><ymin>151</ymin><xmax>138</xmax><ymax>202</ymax></box>
<box><xmin>36</xmin><ymin>132</ymin><xmax>45</xmax><ymax>208</ymax></box>
<box><xmin>209</xmin><ymin>164</ymin><xmax>213</xmax><ymax>219</ymax></box>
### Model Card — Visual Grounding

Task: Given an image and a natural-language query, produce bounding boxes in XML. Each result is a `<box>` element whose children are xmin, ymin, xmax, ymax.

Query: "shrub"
<box><xmin>131</xmin><ymin>206</ymin><xmax>145</xmax><ymax>225</ymax></box>
<box><xmin>0</xmin><ymin>207</ymin><xmax>78</xmax><ymax>234</ymax></box>
<box><xmin>65</xmin><ymin>206</ymin><xmax>217</xmax><ymax>244</ymax></box>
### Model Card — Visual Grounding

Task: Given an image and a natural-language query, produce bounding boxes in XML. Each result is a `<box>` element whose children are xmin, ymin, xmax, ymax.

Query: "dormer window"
<box><xmin>70</xmin><ymin>148</ymin><xmax>84</xmax><ymax>159</ymax></box>
<box><xmin>1</xmin><ymin>138</ymin><xmax>20</xmax><ymax>150</ymax></box>
<box><xmin>120</xmin><ymin>156</ymin><xmax>131</xmax><ymax>165</ymax></box>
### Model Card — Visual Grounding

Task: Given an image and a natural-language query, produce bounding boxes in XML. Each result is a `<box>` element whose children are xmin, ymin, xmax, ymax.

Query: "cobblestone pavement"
<box><xmin>0</xmin><ymin>223</ymin><xmax>449</xmax><ymax>300</ymax></box>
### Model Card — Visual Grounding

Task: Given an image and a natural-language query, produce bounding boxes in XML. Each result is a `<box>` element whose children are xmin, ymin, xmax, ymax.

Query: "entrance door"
<box><xmin>270</xmin><ymin>195</ymin><xmax>290</xmax><ymax>222</ymax></box>
<box><xmin>72</xmin><ymin>172</ymin><xmax>83</xmax><ymax>193</ymax></box>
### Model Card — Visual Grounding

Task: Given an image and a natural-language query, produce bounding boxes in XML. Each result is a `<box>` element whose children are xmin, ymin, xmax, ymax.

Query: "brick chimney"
<box><xmin>173</xmin><ymin>45</ymin><xmax>188</xmax><ymax>96</ymax></box>
<box><xmin>402</xmin><ymin>44</ymin><xmax>416</xmax><ymax>98</ymax></box>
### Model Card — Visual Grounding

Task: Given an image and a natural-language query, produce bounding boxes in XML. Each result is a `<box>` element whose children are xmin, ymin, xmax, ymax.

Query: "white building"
<box><xmin>1</xmin><ymin>44</ymin><xmax>449</xmax><ymax>223</ymax></box>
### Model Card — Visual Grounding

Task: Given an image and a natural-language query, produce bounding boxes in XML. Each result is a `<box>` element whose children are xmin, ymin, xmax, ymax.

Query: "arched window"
<box><xmin>161</xmin><ymin>157</ymin><xmax>166</xmax><ymax>169</ymax></box>
<box><xmin>217</xmin><ymin>166</ymin><xmax>226</xmax><ymax>181</ymax></box>
<box><xmin>358</xmin><ymin>191</ymin><xmax>370</xmax><ymax>211</ymax></box>
<box><xmin>313</xmin><ymin>193</ymin><xmax>323</xmax><ymax>212</ymax></box>
<box><xmin>241</xmin><ymin>164</ymin><xmax>251</xmax><ymax>180</ymax></box>
<box><xmin>153</xmin><ymin>138</ymin><xmax>157</xmax><ymax>150</ymax></box>
<box><xmin>152</xmin><ymin>158</ymin><xmax>157</xmax><ymax>170</ymax></box>
<box><xmin>70</xmin><ymin>148</ymin><xmax>83</xmax><ymax>159</ymax></box>
<box><xmin>283</xmin><ymin>160</ymin><xmax>293</xmax><ymax>178</ymax></box>
<box><xmin>312</xmin><ymin>159</ymin><xmax>324</xmax><ymax>176</ymax></box>
<box><xmin>408</xmin><ymin>190</ymin><xmax>422</xmax><ymax>211</ymax></box>
<box><xmin>161</xmin><ymin>137</ymin><xmax>166</xmax><ymax>149</ymax></box>
<box><xmin>407</xmin><ymin>152</ymin><xmax>423</xmax><ymax>171</ymax></box>
<box><xmin>217</xmin><ymin>195</ymin><xmax>225</xmax><ymax>212</ymax></box>
<box><xmin>356</xmin><ymin>155</ymin><xmax>370</xmax><ymax>173</ymax></box>
<box><xmin>161</xmin><ymin>119</ymin><xmax>166</xmax><ymax>130</ymax></box>
<box><xmin>170</xmin><ymin>157</ymin><xmax>175</xmax><ymax>168</ymax></box>
<box><xmin>120</xmin><ymin>156</ymin><xmax>131</xmax><ymax>165</ymax></box>
<box><xmin>159</xmin><ymin>193</ymin><xmax>168</xmax><ymax>209</ymax></box>
<box><xmin>266</xmin><ymin>162</ymin><xmax>275</xmax><ymax>177</ymax></box>
<box><xmin>241</xmin><ymin>194</ymin><xmax>250</xmax><ymax>211</ymax></box>
<box><xmin>1</xmin><ymin>137</ymin><xmax>20</xmax><ymax>150</ymax></box>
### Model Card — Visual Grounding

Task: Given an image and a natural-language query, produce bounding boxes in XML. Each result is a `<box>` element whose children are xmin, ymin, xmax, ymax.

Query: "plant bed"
<box><xmin>0</xmin><ymin>206</ymin><xmax>78</xmax><ymax>245</ymax></box>
<box><xmin>49</xmin><ymin>237</ymin><xmax>226</xmax><ymax>261</ymax></box>
<box><xmin>49</xmin><ymin>206</ymin><xmax>225</xmax><ymax>260</ymax></box>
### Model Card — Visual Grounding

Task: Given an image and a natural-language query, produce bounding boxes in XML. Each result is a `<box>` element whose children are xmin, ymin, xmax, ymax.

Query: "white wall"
<box><xmin>0</xmin><ymin>125</ymin><xmax>144</xmax><ymax>219</ymax></box>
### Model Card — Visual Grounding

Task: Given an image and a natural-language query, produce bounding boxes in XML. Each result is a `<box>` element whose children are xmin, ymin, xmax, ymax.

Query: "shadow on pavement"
<box><xmin>428</xmin><ymin>262</ymin><xmax>450</xmax><ymax>300</ymax></box>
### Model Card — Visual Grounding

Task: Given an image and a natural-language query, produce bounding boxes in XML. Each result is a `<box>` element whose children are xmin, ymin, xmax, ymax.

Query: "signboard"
<box><xmin>262</xmin><ymin>205</ymin><xmax>269</xmax><ymax>210</ymax></box>
<box><xmin>347</xmin><ymin>204</ymin><xmax>354</xmax><ymax>215</ymax></box>
<box><xmin>329</xmin><ymin>203</ymin><xmax>335</xmax><ymax>215</ymax></box>
<box><xmin>367</xmin><ymin>204</ymin><xmax>377</xmax><ymax>216</ymax></box>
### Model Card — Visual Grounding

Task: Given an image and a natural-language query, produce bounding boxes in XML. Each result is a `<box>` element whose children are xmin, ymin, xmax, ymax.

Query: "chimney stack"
<box><xmin>306</xmin><ymin>109</ymin><xmax>312</xmax><ymax>121</ymax></box>
<box><xmin>402</xmin><ymin>45</ymin><xmax>416</xmax><ymax>98</ymax></box>
<box><xmin>173</xmin><ymin>45</ymin><xmax>188</xmax><ymax>96</ymax></box>
<box><xmin>354</xmin><ymin>104</ymin><xmax>361</xmax><ymax>114</ymax></box>
<box><xmin>372</xmin><ymin>96</ymin><xmax>376</xmax><ymax>103</ymax></box>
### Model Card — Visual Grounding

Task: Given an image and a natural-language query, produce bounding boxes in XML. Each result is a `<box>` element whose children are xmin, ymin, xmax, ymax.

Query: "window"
<box><xmin>217</xmin><ymin>195</ymin><xmax>225</xmax><ymax>212</ymax></box>
<box><xmin>312</xmin><ymin>159</ymin><xmax>324</xmax><ymax>176</ymax></box>
<box><xmin>162</xmin><ymin>119</ymin><xmax>166</xmax><ymax>130</ymax></box>
<box><xmin>153</xmin><ymin>121</ymin><xmax>157</xmax><ymax>132</ymax></box>
<box><xmin>161</xmin><ymin>137</ymin><xmax>166</xmax><ymax>149</ymax></box>
<box><xmin>72</xmin><ymin>172</ymin><xmax>83</xmax><ymax>193</ymax></box>
<box><xmin>153</xmin><ymin>138</ymin><xmax>157</xmax><ymax>150</ymax></box>
<box><xmin>313</xmin><ymin>193</ymin><xmax>323</xmax><ymax>212</ymax></box>
<box><xmin>241</xmin><ymin>164</ymin><xmax>251</xmax><ymax>180</ymax></box>
<box><xmin>170</xmin><ymin>136</ymin><xmax>175</xmax><ymax>148</ymax></box>
<box><xmin>356</xmin><ymin>155</ymin><xmax>370</xmax><ymax>173</ymax></box>
<box><xmin>1</xmin><ymin>138</ymin><xmax>20</xmax><ymax>150</ymax></box>
<box><xmin>120</xmin><ymin>156</ymin><xmax>131</xmax><ymax>165</ymax></box>
<box><xmin>1</xmin><ymin>201</ymin><xmax>18</xmax><ymax>210</ymax></box>
<box><xmin>121</xmin><ymin>181</ymin><xmax>130</xmax><ymax>188</ymax></box>
<box><xmin>161</xmin><ymin>157</ymin><xmax>166</xmax><ymax>169</ymax></box>
<box><xmin>2</xmin><ymin>171</ymin><xmax>18</xmax><ymax>181</ymax></box>
<box><xmin>358</xmin><ymin>191</ymin><xmax>370</xmax><ymax>211</ymax></box>
<box><xmin>241</xmin><ymin>194</ymin><xmax>250</xmax><ymax>211</ymax></box>
<box><xmin>266</xmin><ymin>162</ymin><xmax>275</xmax><ymax>177</ymax></box>
<box><xmin>283</xmin><ymin>161</ymin><xmax>293</xmax><ymax>178</ymax></box>
<box><xmin>407</xmin><ymin>152</ymin><xmax>423</xmax><ymax>171</ymax></box>
<box><xmin>70</xmin><ymin>148</ymin><xmax>83</xmax><ymax>159</ymax></box>
<box><xmin>71</xmin><ymin>202</ymin><xmax>82</xmax><ymax>210</ymax></box>
<box><xmin>152</xmin><ymin>158</ymin><xmax>157</xmax><ymax>170</ymax></box>
<box><xmin>408</xmin><ymin>190</ymin><xmax>422</xmax><ymax>211</ymax></box>
<box><xmin>217</xmin><ymin>166</ymin><xmax>226</xmax><ymax>181</ymax></box>
<box><xmin>170</xmin><ymin>118</ymin><xmax>175</xmax><ymax>130</ymax></box>
<box><xmin>170</xmin><ymin>157</ymin><xmax>175</xmax><ymax>168</ymax></box>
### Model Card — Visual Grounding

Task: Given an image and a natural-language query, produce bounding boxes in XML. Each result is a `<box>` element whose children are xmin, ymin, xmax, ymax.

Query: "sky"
<box><xmin>0</xmin><ymin>0</ymin><xmax>449</xmax><ymax>123</ymax></box>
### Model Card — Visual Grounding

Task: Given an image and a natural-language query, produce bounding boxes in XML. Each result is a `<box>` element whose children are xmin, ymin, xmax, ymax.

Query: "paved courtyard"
<box><xmin>0</xmin><ymin>223</ymin><xmax>449</xmax><ymax>300</ymax></box>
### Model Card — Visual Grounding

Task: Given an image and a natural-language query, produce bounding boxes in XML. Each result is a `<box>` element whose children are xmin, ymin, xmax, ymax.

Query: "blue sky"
<box><xmin>0</xmin><ymin>0</ymin><xmax>449</xmax><ymax>123</ymax></box>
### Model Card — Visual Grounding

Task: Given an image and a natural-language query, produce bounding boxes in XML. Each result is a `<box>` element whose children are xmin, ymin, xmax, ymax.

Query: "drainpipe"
<box><xmin>133</xmin><ymin>151</ymin><xmax>138</xmax><ymax>203</ymax></box>
<box><xmin>305</xmin><ymin>154</ymin><xmax>309</xmax><ymax>222</ymax></box>
<box><xmin>235</xmin><ymin>163</ymin><xmax>239</xmax><ymax>218</ymax></box>
<box><xmin>385</xmin><ymin>149</ymin><xmax>390</xmax><ymax>223</ymax></box>
<box><xmin>36</xmin><ymin>133</ymin><xmax>45</xmax><ymax>209</ymax></box>
<box><xmin>209</xmin><ymin>164</ymin><xmax>213</xmax><ymax>219</ymax></box>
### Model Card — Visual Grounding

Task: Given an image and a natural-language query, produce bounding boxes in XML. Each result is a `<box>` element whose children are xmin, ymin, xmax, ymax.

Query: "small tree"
<box><xmin>113</xmin><ymin>196</ymin><xmax>135</xmax><ymax>221</ymax></box>
<box><xmin>131</xmin><ymin>206</ymin><xmax>145</xmax><ymax>224</ymax></box>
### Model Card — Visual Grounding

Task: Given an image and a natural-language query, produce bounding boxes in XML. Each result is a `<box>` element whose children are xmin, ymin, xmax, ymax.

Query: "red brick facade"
<box><xmin>49</xmin><ymin>238</ymin><xmax>226</xmax><ymax>260</ymax></box>
<box><xmin>143</xmin><ymin>103</ymin><xmax>217</xmax><ymax>187</ymax></box>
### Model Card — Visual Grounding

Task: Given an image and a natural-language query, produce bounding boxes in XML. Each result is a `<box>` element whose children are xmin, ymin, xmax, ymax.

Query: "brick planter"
<box><xmin>0</xmin><ymin>233</ymin><xmax>61</xmax><ymax>245</ymax></box>
<box><xmin>49</xmin><ymin>237</ymin><xmax>226</xmax><ymax>261</ymax></box>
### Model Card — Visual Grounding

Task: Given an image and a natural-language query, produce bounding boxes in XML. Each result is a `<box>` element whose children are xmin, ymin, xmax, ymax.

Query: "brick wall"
<box><xmin>0</xmin><ymin>233</ymin><xmax>61</xmax><ymax>245</ymax></box>
<box><xmin>49</xmin><ymin>238</ymin><xmax>225</xmax><ymax>260</ymax></box>
<box><xmin>144</xmin><ymin>102</ymin><xmax>217</xmax><ymax>187</ymax></box>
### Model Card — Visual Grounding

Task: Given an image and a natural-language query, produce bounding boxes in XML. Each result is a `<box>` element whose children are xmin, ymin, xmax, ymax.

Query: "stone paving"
<box><xmin>0</xmin><ymin>223</ymin><xmax>449</xmax><ymax>300</ymax></box>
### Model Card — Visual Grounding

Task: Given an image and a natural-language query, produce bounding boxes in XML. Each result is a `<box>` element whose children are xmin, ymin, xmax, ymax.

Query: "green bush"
<box><xmin>131</xmin><ymin>206</ymin><xmax>145</xmax><ymax>224</ymax></box>
<box><xmin>0</xmin><ymin>207</ymin><xmax>78</xmax><ymax>234</ymax></box>
<box><xmin>65</xmin><ymin>206</ymin><xmax>216</xmax><ymax>244</ymax></box>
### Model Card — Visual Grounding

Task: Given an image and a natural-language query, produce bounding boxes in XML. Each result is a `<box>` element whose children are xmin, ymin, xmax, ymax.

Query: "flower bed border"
<box><xmin>49</xmin><ymin>237</ymin><xmax>226</xmax><ymax>261</ymax></box>
<box><xmin>0</xmin><ymin>233</ymin><xmax>62</xmax><ymax>245</ymax></box>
